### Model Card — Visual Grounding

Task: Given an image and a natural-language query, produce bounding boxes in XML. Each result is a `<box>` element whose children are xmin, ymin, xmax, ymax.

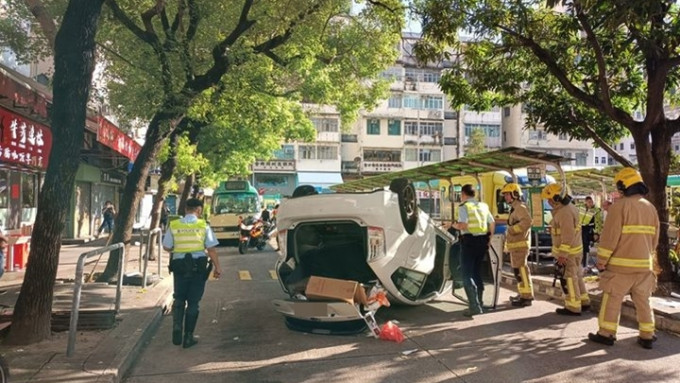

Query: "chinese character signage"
<box><xmin>97</xmin><ymin>117</ymin><xmax>141</xmax><ymax>161</ymax></box>
<box><xmin>0</xmin><ymin>106</ymin><xmax>52</xmax><ymax>170</ymax></box>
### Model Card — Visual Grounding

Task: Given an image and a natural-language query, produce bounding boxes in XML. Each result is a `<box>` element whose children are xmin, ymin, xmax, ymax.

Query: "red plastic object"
<box><xmin>378</xmin><ymin>321</ymin><xmax>404</xmax><ymax>343</ymax></box>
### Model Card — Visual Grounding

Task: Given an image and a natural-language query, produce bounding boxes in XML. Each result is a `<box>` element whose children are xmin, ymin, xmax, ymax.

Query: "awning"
<box><xmin>297</xmin><ymin>172</ymin><xmax>343</xmax><ymax>188</ymax></box>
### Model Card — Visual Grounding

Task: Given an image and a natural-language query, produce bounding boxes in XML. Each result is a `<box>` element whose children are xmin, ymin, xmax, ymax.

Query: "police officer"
<box><xmin>502</xmin><ymin>183</ymin><xmax>534</xmax><ymax>307</ymax></box>
<box><xmin>452</xmin><ymin>184</ymin><xmax>495</xmax><ymax>317</ymax></box>
<box><xmin>541</xmin><ymin>183</ymin><xmax>591</xmax><ymax>316</ymax></box>
<box><xmin>163</xmin><ymin>198</ymin><xmax>222</xmax><ymax>348</ymax></box>
<box><xmin>588</xmin><ymin>168</ymin><xmax>659</xmax><ymax>349</ymax></box>
<box><xmin>580</xmin><ymin>196</ymin><xmax>603</xmax><ymax>271</ymax></box>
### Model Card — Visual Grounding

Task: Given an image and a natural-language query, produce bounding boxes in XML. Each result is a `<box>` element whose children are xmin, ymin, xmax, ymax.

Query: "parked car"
<box><xmin>272</xmin><ymin>179</ymin><xmax>455</xmax><ymax>333</ymax></box>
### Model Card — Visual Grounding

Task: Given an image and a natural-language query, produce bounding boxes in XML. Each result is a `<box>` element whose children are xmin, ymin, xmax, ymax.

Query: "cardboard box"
<box><xmin>305</xmin><ymin>276</ymin><xmax>368</xmax><ymax>305</ymax></box>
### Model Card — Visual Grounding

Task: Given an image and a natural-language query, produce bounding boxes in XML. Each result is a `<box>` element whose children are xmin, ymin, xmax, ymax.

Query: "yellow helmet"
<box><xmin>614</xmin><ymin>167</ymin><xmax>643</xmax><ymax>190</ymax></box>
<box><xmin>541</xmin><ymin>183</ymin><xmax>562</xmax><ymax>201</ymax></box>
<box><xmin>501</xmin><ymin>183</ymin><xmax>522</xmax><ymax>197</ymax></box>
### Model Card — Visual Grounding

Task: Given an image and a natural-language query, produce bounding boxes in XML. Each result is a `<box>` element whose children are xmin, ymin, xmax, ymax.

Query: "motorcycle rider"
<box><xmin>502</xmin><ymin>183</ymin><xmax>534</xmax><ymax>307</ymax></box>
<box><xmin>541</xmin><ymin>183</ymin><xmax>591</xmax><ymax>316</ymax></box>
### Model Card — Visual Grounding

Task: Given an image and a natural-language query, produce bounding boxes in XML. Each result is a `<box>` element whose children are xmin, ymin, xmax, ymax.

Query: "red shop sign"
<box><xmin>0</xmin><ymin>106</ymin><xmax>52</xmax><ymax>170</ymax></box>
<box><xmin>97</xmin><ymin>117</ymin><xmax>141</xmax><ymax>161</ymax></box>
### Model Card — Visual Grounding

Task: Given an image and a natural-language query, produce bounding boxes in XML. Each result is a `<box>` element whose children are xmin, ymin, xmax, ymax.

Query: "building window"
<box><xmin>388</xmin><ymin>119</ymin><xmax>401</xmax><ymax>135</ymax></box>
<box><xmin>299</xmin><ymin>145</ymin><xmax>315</xmax><ymax>160</ymax></box>
<box><xmin>403</xmin><ymin>95</ymin><xmax>421</xmax><ymax>109</ymax></box>
<box><xmin>404</xmin><ymin>148</ymin><xmax>417</xmax><ymax>161</ymax></box>
<box><xmin>388</xmin><ymin>93</ymin><xmax>402</xmax><ymax>108</ymax></box>
<box><xmin>558</xmin><ymin>133</ymin><xmax>568</xmax><ymax>140</ymax></box>
<box><xmin>317</xmin><ymin>146</ymin><xmax>338</xmax><ymax>160</ymax></box>
<box><xmin>594</xmin><ymin>157</ymin><xmax>599</xmax><ymax>164</ymax></box>
<box><xmin>465</xmin><ymin>124</ymin><xmax>500</xmax><ymax>137</ymax></box>
<box><xmin>367</xmin><ymin>119</ymin><xmax>380</xmax><ymax>135</ymax></box>
<box><xmin>630</xmin><ymin>142</ymin><xmax>635</xmax><ymax>150</ymax></box>
<box><xmin>420</xmin><ymin>149</ymin><xmax>441</xmax><ymax>162</ymax></box>
<box><xmin>504</xmin><ymin>107</ymin><xmax>511</xmax><ymax>117</ymax></box>
<box><xmin>675</xmin><ymin>145</ymin><xmax>679</xmax><ymax>151</ymax></box>
<box><xmin>404</xmin><ymin>121</ymin><xmax>418</xmax><ymax>135</ymax></box>
<box><xmin>575</xmin><ymin>152</ymin><xmax>587</xmax><ymax>166</ymax></box>
<box><xmin>311</xmin><ymin>117</ymin><xmax>339</xmax><ymax>133</ymax></box>
<box><xmin>601</xmin><ymin>156</ymin><xmax>606</xmax><ymax>163</ymax></box>
<box><xmin>380</xmin><ymin>66</ymin><xmax>402</xmax><ymax>81</ymax></box>
<box><xmin>420</xmin><ymin>121</ymin><xmax>443</xmax><ymax>137</ymax></box>
<box><xmin>341</xmin><ymin>134</ymin><xmax>358</xmax><ymax>143</ymax></box>
<box><xmin>619</xmin><ymin>143</ymin><xmax>624</xmax><ymax>150</ymax></box>
<box><xmin>422</xmin><ymin>95</ymin><xmax>443</xmax><ymax>110</ymax></box>
<box><xmin>503</xmin><ymin>131</ymin><xmax>507</xmax><ymax>142</ymax></box>
<box><xmin>528</xmin><ymin>130</ymin><xmax>547</xmax><ymax>141</ymax></box>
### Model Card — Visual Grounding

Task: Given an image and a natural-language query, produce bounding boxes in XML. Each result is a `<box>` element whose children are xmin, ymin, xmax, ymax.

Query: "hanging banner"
<box><xmin>0</xmin><ymin>106</ymin><xmax>52</xmax><ymax>170</ymax></box>
<box><xmin>97</xmin><ymin>117</ymin><xmax>141</xmax><ymax>161</ymax></box>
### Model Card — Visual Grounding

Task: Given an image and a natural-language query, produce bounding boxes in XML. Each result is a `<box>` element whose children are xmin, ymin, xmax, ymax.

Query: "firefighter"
<box><xmin>588</xmin><ymin>168</ymin><xmax>659</xmax><ymax>349</ymax></box>
<box><xmin>501</xmin><ymin>183</ymin><xmax>534</xmax><ymax>307</ymax></box>
<box><xmin>579</xmin><ymin>196</ymin><xmax>604</xmax><ymax>271</ymax></box>
<box><xmin>541</xmin><ymin>183</ymin><xmax>591</xmax><ymax>316</ymax></box>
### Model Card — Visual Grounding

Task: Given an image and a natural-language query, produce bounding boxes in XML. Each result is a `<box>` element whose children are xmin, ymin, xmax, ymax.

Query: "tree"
<box><xmin>416</xmin><ymin>0</ymin><xmax>680</xmax><ymax>287</ymax></box>
<box><xmin>4</xmin><ymin>0</ymin><xmax>105</xmax><ymax>345</ymax></box>
<box><xmin>465</xmin><ymin>127</ymin><xmax>487</xmax><ymax>156</ymax></box>
<box><xmin>95</xmin><ymin>0</ymin><xmax>404</xmax><ymax>281</ymax></box>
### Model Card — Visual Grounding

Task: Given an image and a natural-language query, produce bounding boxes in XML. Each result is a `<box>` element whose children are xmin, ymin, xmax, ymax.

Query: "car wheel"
<box><xmin>389</xmin><ymin>178</ymin><xmax>418</xmax><ymax>234</ymax></box>
<box><xmin>238</xmin><ymin>241</ymin><xmax>247</xmax><ymax>254</ymax></box>
<box><xmin>256</xmin><ymin>242</ymin><xmax>265</xmax><ymax>251</ymax></box>
<box><xmin>0</xmin><ymin>354</ymin><xmax>8</xmax><ymax>383</ymax></box>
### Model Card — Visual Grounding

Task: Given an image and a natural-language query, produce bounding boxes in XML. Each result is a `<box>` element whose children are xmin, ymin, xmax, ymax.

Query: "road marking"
<box><xmin>238</xmin><ymin>270</ymin><xmax>252</xmax><ymax>280</ymax></box>
<box><xmin>269</xmin><ymin>270</ymin><xmax>278</xmax><ymax>280</ymax></box>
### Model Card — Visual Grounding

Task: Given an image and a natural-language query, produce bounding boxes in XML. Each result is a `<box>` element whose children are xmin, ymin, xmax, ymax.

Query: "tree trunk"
<box><xmin>178</xmin><ymin>174</ymin><xmax>195</xmax><ymax>216</ymax></box>
<box><xmin>147</xmin><ymin>131</ymin><xmax>180</xmax><ymax>258</ymax></box>
<box><xmin>97</xmin><ymin>113</ymin><xmax>171</xmax><ymax>282</ymax></box>
<box><xmin>636</xmin><ymin>122</ymin><xmax>674</xmax><ymax>286</ymax></box>
<box><xmin>4</xmin><ymin>0</ymin><xmax>104</xmax><ymax>345</ymax></box>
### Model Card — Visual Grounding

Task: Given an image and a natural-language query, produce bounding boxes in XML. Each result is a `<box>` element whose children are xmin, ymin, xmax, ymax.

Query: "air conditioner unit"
<box><xmin>428</xmin><ymin>110</ymin><xmax>442</xmax><ymax>119</ymax></box>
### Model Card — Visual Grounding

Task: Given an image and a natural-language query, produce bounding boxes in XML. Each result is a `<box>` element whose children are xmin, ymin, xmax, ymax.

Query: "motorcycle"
<box><xmin>238</xmin><ymin>215</ymin><xmax>274</xmax><ymax>254</ymax></box>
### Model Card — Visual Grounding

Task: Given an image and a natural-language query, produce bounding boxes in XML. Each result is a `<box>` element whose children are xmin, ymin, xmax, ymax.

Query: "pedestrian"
<box><xmin>579</xmin><ymin>196</ymin><xmax>603</xmax><ymax>272</ymax></box>
<box><xmin>163</xmin><ymin>198</ymin><xmax>222</xmax><ymax>348</ymax></box>
<box><xmin>588</xmin><ymin>168</ymin><xmax>659</xmax><ymax>349</ymax></box>
<box><xmin>96</xmin><ymin>201</ymin><xmax>116</xmax><ymax>238</ymax></box>
<box><xmin>501</xmin><ymin>183</ymin><xmax>534</xmax><ymax>307</ymax></box>
<box><xmin>541</xmin><ymin>183</ymin><xmax>591</xmax><ymax>316</ymax></box>
<box><xmin>160</xmin><ymin>202</ymin><xmax>170</xmax><ymax>231</ymax></box>
<box><xmin>0</xmin><ymin>235</ymin><xmax>7</xmax><ymax>280</ymax></box>
<box><xmin>451</xmin><ymin>184</ymin><xmax>495</xmax><ymax>317</ymax></box>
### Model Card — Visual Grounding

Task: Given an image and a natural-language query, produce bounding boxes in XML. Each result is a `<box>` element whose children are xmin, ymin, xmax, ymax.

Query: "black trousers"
<box><xmin>172</xmin><ymin>257</ymin><xmax>208</xmax><ymax>316</ymax></box>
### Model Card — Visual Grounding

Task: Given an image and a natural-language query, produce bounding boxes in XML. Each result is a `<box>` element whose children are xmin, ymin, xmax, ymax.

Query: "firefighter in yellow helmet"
<box><xmin>501</xmin><ymin>183</ymin><xmax>534</xmax><ymax>307</ymax></box>
<box><xmin>588</xmin><ymin>168</ymin><xmax>659</xmax><ymax>349</ymax></box>
<box><xmin>541</xmin><ymin>183</ymin><xmax>591</xmax><ymax>316</ymax></box>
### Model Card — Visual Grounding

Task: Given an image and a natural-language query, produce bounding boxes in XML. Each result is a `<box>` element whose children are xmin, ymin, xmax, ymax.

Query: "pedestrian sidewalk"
<box><xmin>499</xmin><ymin>269</ymin><xmax>680</xmax><ymax>335</ymax></box>
<box><xmin>0</xmin><ymin>238</ymin><xmax>174</xmax><ymax>383</ymax></box>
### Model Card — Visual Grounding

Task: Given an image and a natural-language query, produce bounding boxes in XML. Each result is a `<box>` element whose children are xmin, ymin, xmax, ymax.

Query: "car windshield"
<box><xmin>213</xmin><ymin>193</ymin><xmax>260</xmax><ymax>214</ymax></box>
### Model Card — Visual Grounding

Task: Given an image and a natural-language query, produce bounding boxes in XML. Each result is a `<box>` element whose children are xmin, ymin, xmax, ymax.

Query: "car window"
<box><xmin>390</xmin><ymin>267</ymin><xmax>427</xmax><ymax>301</ymax></box>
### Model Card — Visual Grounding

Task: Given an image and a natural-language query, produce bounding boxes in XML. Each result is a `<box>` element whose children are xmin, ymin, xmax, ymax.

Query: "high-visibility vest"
<box><xmin>169</xmin><ymin>219</ymin><xmax>207</xmax><ymax>253</ymax></box>
<box><xmin>463</xmin><ymin>201</ymin><xmax>490</xmax><ymax>235</ymax></box>
<box><xmin>579</xmin><ymin>207</ymin><xmax>599</xmax><ymax>226</ymax></box>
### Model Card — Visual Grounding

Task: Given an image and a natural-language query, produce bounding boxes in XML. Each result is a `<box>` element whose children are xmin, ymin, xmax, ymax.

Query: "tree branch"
<box><xmin>574</xmin><ymin>3</ymin><xmax>614</xmax><ymax>115</ymax></box>
<box><xmin>141</xmin><ymin>0</ymin><xmax>166</xmax><ymax>36</ymax></box>
<box><xmin>254</xmin><ymin>2</ymin><xmax>325</xmax><ymax>56</ymax></box>
<box><xmin>498</xmin><ymin>24</ymin><xmax>635</xmax><ymax>128</ymax></box>
<box><xmin>212</xmin><ymin>0</ymin><xmax>256</xmax><ymax>63</ymax></box>
<box><xmin>186</xmin><ymin>0</ymin><xmax>200</xmax><ymax>42</ymax></box>
<box><xmin>171</xmin><ymin>0</ymin><xmax>187</xmax><ymax>34</ymax></box>
<box><xmin>566</xmin><ymin>107</ymin><xmax>632</xmax><ymax>167</ymax></box>
<box><xmin>105</xmin><ymin>0</ymin><xmax>156</xmax><ymax>44</ymax></box>
<box><xmin>22</xmin><ymin>0</ymin><xmax>57</xmax><ymax>51</ymax></box>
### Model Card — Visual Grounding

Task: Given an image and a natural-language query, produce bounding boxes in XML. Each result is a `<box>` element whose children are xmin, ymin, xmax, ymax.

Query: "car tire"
<box><xmin>389</xmin><ymin>178</ymin><xmax>418</xmax><ymax>234</ymax></box>
<box><xmin>0</xmin><ymin>355</ymin><xmax>8</xmax><ymax>383</ymax></box>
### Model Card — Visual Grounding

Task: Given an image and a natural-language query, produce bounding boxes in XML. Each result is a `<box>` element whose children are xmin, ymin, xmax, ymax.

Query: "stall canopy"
<box><xmin>331</xmin><ymin>147</ymin><xmax>570</xmax><ymax>192</ymax></box>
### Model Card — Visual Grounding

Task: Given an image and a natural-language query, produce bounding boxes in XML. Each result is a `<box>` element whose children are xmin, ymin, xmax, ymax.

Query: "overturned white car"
<box><xmin>272</xmin><ymin>179</ymin><xmax>455</xmax><ymax>334</ymax></box>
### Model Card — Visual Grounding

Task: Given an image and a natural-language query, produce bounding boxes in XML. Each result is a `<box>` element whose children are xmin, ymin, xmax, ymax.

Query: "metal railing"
<box><xmin>67</xmin><ymin>242</ymin><xmax>125</xmax><ymax>357</ymax></box>
<box><xmin>141</xmin><ymin>227</ymin><xmax>163</xmax><ymax>287</ymax></box>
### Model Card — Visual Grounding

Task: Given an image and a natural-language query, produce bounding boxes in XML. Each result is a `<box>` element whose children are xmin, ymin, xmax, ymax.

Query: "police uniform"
<box><xmin>163</xmin><ymin>209</ymin><xmax>219</xmax><ymax>348</ymax></box>
<box><xmin>506</xmin><ymin>195</ymin><xmax>534</xmax><ymax>303</ymax></box>
<box><xmin>542</xmin><ymin>184</ymin><xmax>591</xmax><ymax>315</ymax></box>
<box><xmin>589</xmin><ymin>168</ymin><xmax>659</xmax><ymax>349</ymax></box>
<box><xmin>457</xmin><ymin>196</ymin><xmax>494</xmax><ymax>316</ymax></box>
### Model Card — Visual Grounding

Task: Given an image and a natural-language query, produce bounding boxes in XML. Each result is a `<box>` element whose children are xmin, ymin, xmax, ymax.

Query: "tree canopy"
<box><xmin>415</xmin><ymin>0</ymin><xmax>680</xmax><ymax>283</ymax></box>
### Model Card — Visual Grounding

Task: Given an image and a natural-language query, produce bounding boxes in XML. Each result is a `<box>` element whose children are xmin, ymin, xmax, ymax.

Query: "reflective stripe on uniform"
<box><xmin>639</xmin><ymin>321</ymin><xmax>655</xmax><ymax>332</ymax></box>
<box><xmin>597</xmin><ymin>247</ymin><xmax>613</xmax><ymax>259</ymax></box>
<box><xmin>621</xmin><ymin>225</ymin><xmax>657</xmax><ymax>235</ymax></box>
<box><xmin>558</xmin><ymin>243</ymin><xmax>583</xmax><ymax>255</ymax></box>
<box><xmin>507</xmin><ymin>240</ymin><xmax>530</xmax><ymax>250</ymax></box>
<box><xmin>607</xmin><ymin>257</ymin><xmax>653</xmax><ymax>269</ymax></box>
<box><xmin>598</xmin><ymin>293</ymin><xmax>619</xmax><ymax>332</ymax></box>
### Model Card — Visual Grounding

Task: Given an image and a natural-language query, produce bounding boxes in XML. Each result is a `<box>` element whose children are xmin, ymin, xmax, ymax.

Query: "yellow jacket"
<box><xmin>597</xmin><ymin>195</ymin><xmax>659</xmax><ymax>273</ymax></box>
<box><xmin>550</xmin><ymin>202</ymin><xmax>582</xmax><ymax>258</ymax></box>
<box><xmin>506</xmin><ymin>199</ymin><xmax>532</xmax><ymax>252</ymax></box>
